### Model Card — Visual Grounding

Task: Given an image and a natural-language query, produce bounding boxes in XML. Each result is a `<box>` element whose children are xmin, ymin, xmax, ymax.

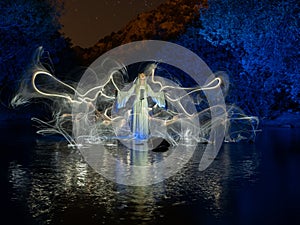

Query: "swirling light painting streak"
<box><xmin>30</xmin><ymin>64</ymin><xmax>225</xmax><ymax>147</ymax></box>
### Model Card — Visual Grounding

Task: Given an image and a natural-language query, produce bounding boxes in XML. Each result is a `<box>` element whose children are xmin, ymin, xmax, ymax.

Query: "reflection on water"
<box><xmin>2</xmin><ymin>122</ymin><xmax>300</xmax><ymax>225</ymax></box>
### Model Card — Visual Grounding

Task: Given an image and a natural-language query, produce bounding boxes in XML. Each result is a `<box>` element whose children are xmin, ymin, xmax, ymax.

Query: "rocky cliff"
<box><xmin>74</xmin><ymin>0</ymin><xmax>207</xmax><ymax>65</ymax></box>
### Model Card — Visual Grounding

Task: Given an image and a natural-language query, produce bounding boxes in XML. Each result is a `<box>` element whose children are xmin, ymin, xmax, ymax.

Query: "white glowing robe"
<box><xmin>117</xmin><ymin>78</ymin><xmax>165</xmax><ymax>139</ymax></box>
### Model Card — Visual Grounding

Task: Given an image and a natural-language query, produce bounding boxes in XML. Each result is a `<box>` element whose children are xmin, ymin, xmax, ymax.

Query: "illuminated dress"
<box><xmin>116</xmin><ymin>73</ymin><xmax>165</xmax><ymax>140</ymax></box>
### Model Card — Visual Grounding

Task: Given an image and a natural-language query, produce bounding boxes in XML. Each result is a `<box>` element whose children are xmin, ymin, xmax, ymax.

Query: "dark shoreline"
<box><xmin>1</xmin><ymin>105</ymin><xmax>300</xmax><ymax>128</ymax></box>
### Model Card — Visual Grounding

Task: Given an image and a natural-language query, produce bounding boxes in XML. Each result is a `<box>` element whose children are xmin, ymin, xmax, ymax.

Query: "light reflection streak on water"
<box><xmin>7</xmin><ymin>137</ymin><xmax>261</xmax><ymax>224</ymax></box>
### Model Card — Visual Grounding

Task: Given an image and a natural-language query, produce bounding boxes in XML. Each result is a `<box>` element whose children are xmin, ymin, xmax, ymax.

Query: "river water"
<box><xmin>1</xmin><ymin>121</ymin><xmax>299</xmax><ymax>225</ymax></box>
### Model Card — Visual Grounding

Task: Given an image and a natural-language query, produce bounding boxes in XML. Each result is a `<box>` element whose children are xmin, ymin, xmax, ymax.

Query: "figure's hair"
<box><xmin>143</xmin><ymin>63</ymin><xmax>157</xmax><ymax>77</ymax></box>
<box><xmin>136</xmin><ymin>62</ymin><xmax>157</xmax><ymax>77</ymax></box>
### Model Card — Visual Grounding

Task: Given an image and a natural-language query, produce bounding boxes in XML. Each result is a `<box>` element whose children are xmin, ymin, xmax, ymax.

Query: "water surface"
<box><xmin>1</xmin><ymin>121</ymin><xmax>299</xmax><ymax>225</ymax></box>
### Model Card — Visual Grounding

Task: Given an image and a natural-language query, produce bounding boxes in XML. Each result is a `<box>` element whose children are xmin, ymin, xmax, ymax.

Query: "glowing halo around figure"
<box><xmin>72</xmin><ymin>40</ymin><xmax>227</xmax><ymax>186</ymax></box>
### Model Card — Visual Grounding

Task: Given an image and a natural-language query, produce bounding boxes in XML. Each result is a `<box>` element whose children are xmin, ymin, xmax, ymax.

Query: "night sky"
<box><xmin>60</xmin><ymin>0</ymin><xmax>167</xmax><ymax>48</ymax></box>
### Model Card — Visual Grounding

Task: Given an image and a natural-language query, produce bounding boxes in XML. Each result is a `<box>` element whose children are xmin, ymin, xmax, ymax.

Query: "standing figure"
<box><xmin>117</xmin><ymin>73</ymin><xmax>165</xmax><ymax>140</ymax></box>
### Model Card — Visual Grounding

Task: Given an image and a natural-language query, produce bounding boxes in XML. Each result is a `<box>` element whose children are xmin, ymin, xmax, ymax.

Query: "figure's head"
<box><xmin>137</xmin><ymin>63</ymin><xmax>156</xmax><ymax>78</ymax></box>
<box><xmin>139</xmin><ymin>73</ymin><xmax>146</xmax><ymax>80</ymax></box>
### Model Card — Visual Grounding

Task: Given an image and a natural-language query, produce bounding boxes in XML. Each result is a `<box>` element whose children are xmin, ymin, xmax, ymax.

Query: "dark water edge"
<box><xmin>0</xmin><ymin>120</ymin><xmax>300</xmax><ymax>225</ymax></box>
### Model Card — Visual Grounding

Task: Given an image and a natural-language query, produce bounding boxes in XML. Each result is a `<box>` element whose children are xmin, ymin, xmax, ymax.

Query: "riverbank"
<box><xmin>262</xmin><ymin>112</ymin><xmax>300</xmax><ymax>128</ymax></box>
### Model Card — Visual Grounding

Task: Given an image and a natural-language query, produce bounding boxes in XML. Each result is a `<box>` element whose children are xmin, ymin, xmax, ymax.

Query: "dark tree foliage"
<box><xmin>177</xmin><ymin>0</ymin><xmax>299</xmax><ymax>117</ymax></box>
<box><xmin>0</xmin><ymin>0</ymin><xmax>69</xmax><ymax>90</ymax></box>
